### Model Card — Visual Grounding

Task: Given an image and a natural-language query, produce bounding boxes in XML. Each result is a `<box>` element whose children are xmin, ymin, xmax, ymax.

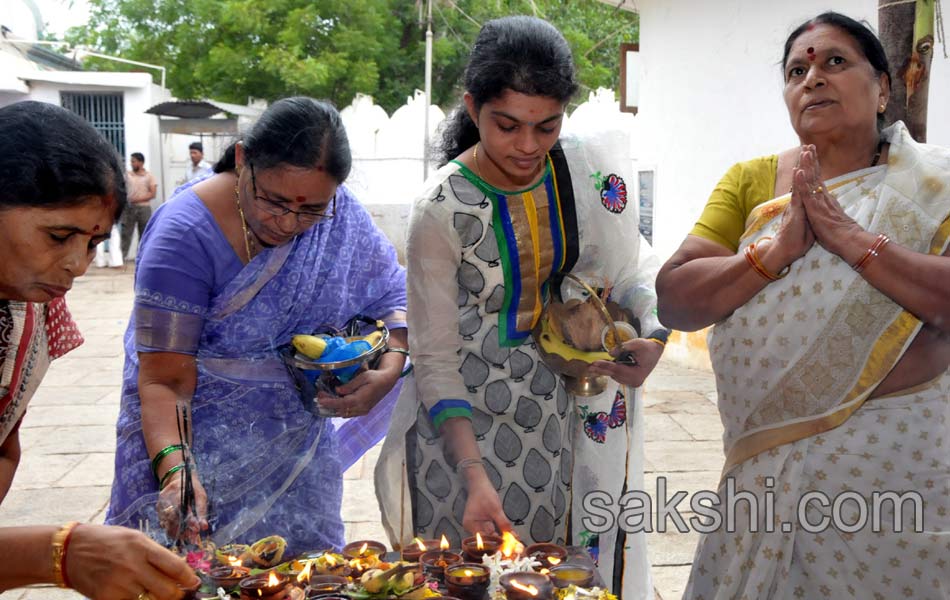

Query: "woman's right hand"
<box><xmin>156</xmin><ymin>470</ymin><xmax>209</xmax><ymax>545</ymax></box>
<box><xmin>65</xmin><ymin>524</ymin><xmax>199</xmax><ymax>600</ymax></box>
<box><xmin>767</xmin><ymin>164</ymin><xmax>817</xmax><ymax>268</ymax></box>
<box><xmin>461</xmin><ymin>469</ymin><xmax>513</xmax><ymax>536</ymax></box>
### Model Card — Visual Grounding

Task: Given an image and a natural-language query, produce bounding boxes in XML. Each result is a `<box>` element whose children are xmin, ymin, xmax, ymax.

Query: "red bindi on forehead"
<box><xmin>807</xmin><ymin>47</ymin><xmax>816</xmax><ymax>60</ymax></box>
<box><xmin>93</xmin><ymin>224</ymin><xmax>101</xmax><ymax>232</ymax></box>
<box><xmin>295</xmin><ymin>196</ymin><xmax>306</xmax><ymax>202</ymax></box>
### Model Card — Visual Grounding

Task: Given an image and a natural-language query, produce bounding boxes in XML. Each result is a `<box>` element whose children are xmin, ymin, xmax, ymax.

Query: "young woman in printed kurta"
<box><xmin>375</xmin><ymin>17</ymin><xmax>668</xmax><ymax>600</ymax></box>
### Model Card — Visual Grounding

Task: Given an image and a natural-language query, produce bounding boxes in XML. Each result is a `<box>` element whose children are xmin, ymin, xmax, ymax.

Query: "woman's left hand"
<box><xmin>587</xmin><ymin>337</ymin><xmax>664</xmax><ymax>388</ymax></box>
<box><xmin>316</xmin><ymin>363</ymin><xmax>401</xmax><ymax>418</ymax></box>
<box><xmin>795</xmin><ymin>145</ymin><xmax>864</xmax><ymax>256</ymax></box>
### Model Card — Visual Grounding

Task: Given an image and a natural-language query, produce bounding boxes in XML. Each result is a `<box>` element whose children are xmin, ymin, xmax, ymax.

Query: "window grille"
<box><xmin>61</xmin><ymin>92</ymin><xmax>126</xmax><ymax>157</ymax></box>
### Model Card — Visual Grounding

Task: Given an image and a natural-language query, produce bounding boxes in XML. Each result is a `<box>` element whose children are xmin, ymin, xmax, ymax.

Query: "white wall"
<box><xmin>636</xmin><ymin>0</ymin><xmax>950</xmax><ymax>258</ymax></box>
<box><xmin>25</xmin><ymin>75</ymin><xmax>170</xmax><ymax>209</ymax></box>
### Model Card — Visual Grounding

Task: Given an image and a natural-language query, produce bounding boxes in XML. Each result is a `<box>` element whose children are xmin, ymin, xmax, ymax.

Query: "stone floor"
<box><xmin>1</xmin><ymin>267</ymin><xmax>723</xmax><ymax>600</ymax></box>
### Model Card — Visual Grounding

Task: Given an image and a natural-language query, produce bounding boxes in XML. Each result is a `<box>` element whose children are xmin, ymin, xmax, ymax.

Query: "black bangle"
<box><xmin>646</xmin><ymin>328</ymin><xmax>671</xmax><ymax>345</ymax></box>
<box><xmin>382</xmin><ymin>347</ymin><xmax>412</xmax><ymax>378</ymax></box>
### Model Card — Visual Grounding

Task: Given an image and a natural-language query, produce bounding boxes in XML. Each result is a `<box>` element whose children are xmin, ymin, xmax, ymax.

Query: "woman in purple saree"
<box><xmin>105</xmin><ymin>98</ymin><xmax>407</xmax><ymax>555</ymax></box>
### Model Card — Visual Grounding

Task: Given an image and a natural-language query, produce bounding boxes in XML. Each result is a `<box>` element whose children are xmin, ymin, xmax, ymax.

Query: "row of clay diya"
<box><xmin>370</xmin><ymin>533</ymin><xmax>596</xmax><ymax>600</ymax></box>
<box><xmin>193</xmin><ymin>532</ymin><xmax>596</xmax><ymax>600</ymax></box>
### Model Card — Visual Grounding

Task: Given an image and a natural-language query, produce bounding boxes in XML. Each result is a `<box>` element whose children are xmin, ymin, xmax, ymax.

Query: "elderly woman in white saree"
<box><xmin>657</xmin><ymin>12</ymin><xmax>950</xmax><ymax>599</ymax></box>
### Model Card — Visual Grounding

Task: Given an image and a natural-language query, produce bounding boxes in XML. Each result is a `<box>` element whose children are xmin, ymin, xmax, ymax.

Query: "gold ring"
<box><xmin>137</xmin><ymin>591</ymin><xmax>152</xmax><ymax>600</ymax></box>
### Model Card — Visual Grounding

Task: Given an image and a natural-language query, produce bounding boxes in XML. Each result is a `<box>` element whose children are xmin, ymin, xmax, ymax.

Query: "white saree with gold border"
<box><xmin>685</xmin><ymin>123</ymin><xmax>950</xmax><ymax>599</ymax></box>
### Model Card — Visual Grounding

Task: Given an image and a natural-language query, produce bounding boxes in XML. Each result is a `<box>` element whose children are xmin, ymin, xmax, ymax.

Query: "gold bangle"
<box><xmin>51</xmin><ymin>521</ymin><xmax>79</xmax><ymax>588</ymax></box>
<box><xmin>744</xmin><ymin>237</ymin><xmax>789</xmax><ymax>282</ymax></box>
<box><xmin>646</xmin><ymin>337</ymin><xmax>666</xmax><ymax>348</ymax></box>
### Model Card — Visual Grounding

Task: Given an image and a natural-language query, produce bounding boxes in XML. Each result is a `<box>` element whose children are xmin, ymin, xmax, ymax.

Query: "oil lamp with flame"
<box><xmin>499</xmin><ymin>531</ymin><xmax>524</xmax><ymax>559</ymax></box>
<box><xmin>239</xmin><ymin>571</ymin><xmax>289</xmax><ymax>600</ymax></box>
<box><xmin>444</xmin><ymin>563</ymin><xmax>490</xmax><ymax>600</ymax></box>
<box><xmin>341</xmin><ymin>540</ymin><xmax>386</xmax><ymax>576</ymax></box>
<box><xmin>523</xmin><ymin>543</ymin><xmax>568</xmax><ymax>571</ymax></box>
<box><xmin>341</xmin><ymin>540</ymin><xmax>387</xmax><ymax>560</ymax></box>
<box><xmin>420</xmin><ymin>535</ymin><xmax>462</xmax><ymax>583</ymax></box>
<box><xmin>400</xmin><ymin>537</ymin><xmax>440</xmax><ymax>562</ymax></box>
<box><xmin>499</xmin><ymin>572</ymin><xmax>553</xmax><ymax>600</ymax></box>
<box><xmin>210</xmin><ymin>555</ymin><xmax>251</xmax><ymax>590</ymax></box>
<box><xmin>461</xmin><ymin>532</ymin><xmax>502</xmax><ymax>562</ymax></box>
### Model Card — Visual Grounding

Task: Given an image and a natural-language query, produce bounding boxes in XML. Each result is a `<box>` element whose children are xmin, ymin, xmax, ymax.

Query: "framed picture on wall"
<box><xmin>620</xmin><ymin>43</ymin><xmax>640</xmax><ymax>114</ymax></box>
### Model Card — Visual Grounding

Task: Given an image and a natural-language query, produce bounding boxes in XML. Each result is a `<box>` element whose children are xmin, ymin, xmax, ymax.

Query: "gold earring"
<box><xmin>879</xmin><ymin>103</ymin><xmax>886</xmax><ymax>113</ymax></box>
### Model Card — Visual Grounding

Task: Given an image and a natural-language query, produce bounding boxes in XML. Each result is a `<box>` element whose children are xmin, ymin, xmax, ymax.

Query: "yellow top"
<box><xmin>690</xmin><ymin>155</ymin><xmax>778</xmax><ymax>252</ymax></box>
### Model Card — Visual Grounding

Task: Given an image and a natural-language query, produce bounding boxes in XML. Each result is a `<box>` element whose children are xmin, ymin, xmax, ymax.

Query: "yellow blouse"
<box><xmin>690</xmin><ymin>155</ymin><xmax>778</xmax><ymax>252</ymax></box>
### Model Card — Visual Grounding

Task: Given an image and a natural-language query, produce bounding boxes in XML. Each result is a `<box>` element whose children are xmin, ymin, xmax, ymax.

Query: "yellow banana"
<box><xmin>363</xmin><ymin>330</ymin><xmax>384</xmax><ymax>348</ymax></box>
<box><xmin>292</xmin><ymin>335</ymin><xmax>328</xmax><ymax>359</ymax></box>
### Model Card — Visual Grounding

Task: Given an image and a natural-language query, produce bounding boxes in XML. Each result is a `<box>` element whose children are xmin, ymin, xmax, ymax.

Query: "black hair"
<box><xmin>436</xmin><ymin>15</ymin><xmax>579</xmax><ymax>166</ymax></box>
<box><xmin>131</xmin><ymin>152</ymin><xmax>145</xmax><ymax>162</ymax></box>
<box><xmin>0</xmin><ymin>101</ymin><xmax>126</xmax><ymax>218</ymax></box>
<box><xmin>189</xmin><ymin>141</ymin><xmax>203</xmax><ymax>152</ymax></box>
<box><xmin>783</xmin><ymin>12</ymin><xmax>891</xmax><ymax>130</ymax></box>
<box><xmin>214</xmin><ymin>97</ymin><xmax>351</xmax><ymax>183</ymax></box>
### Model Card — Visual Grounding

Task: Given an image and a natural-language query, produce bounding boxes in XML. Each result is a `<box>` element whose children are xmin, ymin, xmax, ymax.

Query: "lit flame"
<box><xmin>547</xmin><ymin>556</ymin><xmax>562</xmax><ymax>566</ymax></box>
<box><xmin>325</xmin><ymin>554</ymin><xmax>337</xmax><ymax>566</ymax></box>
<box><xmin>228</xmin><ymin>556</ymin><xmax>242</xmax><ymax>567</ymax></box>
<box><xmin>463</xmin><ymin>569</ymin><xmax>474</xmax><ymax>577</ymax></box>
<box><xmin>539</xmin><ymin>568</ymin><xmax>550</xmax><ymax>575</ymax></box>
<box><xmin>501</xmin><ymin>531</ymin><xmax>521</xmax><ymax>558</ymax></box>
<box><xmin>476</xmin><ymin>532</ymin><xmax>484</xmax><ymax>550</ymax></box>
<box><xmin>359</xmin><ymin>542</ymin><xmax>368</xmax><ymax>556</ymax></box>
<box><xmin>297</xmin><ymin>560</ymin><xmax>312</xmax><ymax>583</ymax></box>
<box><xmin>510</xmin><ymin>580</ymin><xmax>539</xmax><ymax>596</ymax></box>
<box><xmin>414</xmin><ymin>537</ymin><xmax>427</xmax><ymax>551</ymax></box>
<box><xmin>267</xmin><ymin>572</ymin><xmax>280</xmax><ymax>587</ymax></box>
<box><xmin>440</xmin><ymin>535</ymin><xmax>449</xmax><ymax>551</ymax></box>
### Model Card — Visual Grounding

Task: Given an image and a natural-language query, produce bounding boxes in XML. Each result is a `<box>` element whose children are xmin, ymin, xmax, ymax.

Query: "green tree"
<box><xmin>68</xmin><ymin>0</ymin><xmax>638</xmax><ymax>113</ymax></box>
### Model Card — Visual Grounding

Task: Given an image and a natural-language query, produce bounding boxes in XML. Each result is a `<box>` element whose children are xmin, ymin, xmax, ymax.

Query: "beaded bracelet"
<box><xmin>744</xmin><ymin>237</ymin><xmax>790</xmax><ymax>282</ymax></box>
<box><xmin>159</xmin><ymin>463</ymin><xmax>186</xmax><ymax>490</ymax></box>
<box><xmin>51</xmin><ymin>521</ymin><xmax>79</xmax><ymax>588</ymax></box>
<box><xmin>150</xmin><ymin>444</ymin><xmax>184</xmax><ymax>480</ymax></box>
<box><xmin>852</xmin><ymin>233</ymin><xmax>890</xmax><ymax>273</ymax></box>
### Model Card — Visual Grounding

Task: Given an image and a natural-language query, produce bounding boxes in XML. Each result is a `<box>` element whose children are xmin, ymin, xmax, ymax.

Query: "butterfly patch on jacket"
<box><xmin>578</xmin><ymin>390</ymin><xmax>627</xmax><ymax>443</ymax></box>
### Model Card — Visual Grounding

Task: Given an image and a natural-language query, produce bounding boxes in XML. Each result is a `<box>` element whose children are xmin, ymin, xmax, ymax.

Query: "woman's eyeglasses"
<box><xmin>250</xmin><ymin>164</ymin><xmax>335</xmax><ymax>225</ymax></box>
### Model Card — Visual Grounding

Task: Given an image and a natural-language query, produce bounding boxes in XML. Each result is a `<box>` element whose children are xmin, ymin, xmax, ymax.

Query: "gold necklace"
<box><xmin>234</xmin><ymin>184</ymin><xmax>253</xmax><ymax>262</ymax></box>
<box><xmin>473</xmin><ymin>142</ymin><xmax>484</xmax><ymax>180</ymax></box>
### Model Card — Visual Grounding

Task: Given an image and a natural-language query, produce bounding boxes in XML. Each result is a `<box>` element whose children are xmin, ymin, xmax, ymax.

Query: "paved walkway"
<box><xmin>1</xmin><ymin>267</ymin><xmax>722</xmax><ymax>600</ymax></box>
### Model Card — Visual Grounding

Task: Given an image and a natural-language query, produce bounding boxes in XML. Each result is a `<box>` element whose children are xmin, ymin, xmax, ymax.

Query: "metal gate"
<box><xmin>61</xmin><ymin>92</ymin><xmax>126</xmax><ymax>157</ymax></box>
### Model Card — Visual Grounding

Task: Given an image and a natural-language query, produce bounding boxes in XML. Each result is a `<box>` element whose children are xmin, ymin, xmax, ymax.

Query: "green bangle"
<box><xmin>158</xmin><ymin>463</ymin><xmax>185</xmax><ymax>490</ymax></box>
<box><xmin>383</xmin><ymin>347</ymin><xmax>413</xmax><ymax>378</ymax></box>
<box><xmin>150</xmin><ymin>444</ymin><xmax>184</xmax><ymax>480</ymax></box>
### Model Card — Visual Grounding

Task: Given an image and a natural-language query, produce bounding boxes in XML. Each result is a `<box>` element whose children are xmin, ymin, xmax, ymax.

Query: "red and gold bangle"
<box><xmin>744</xmin><ymin>237</ymin><xmax>789</xmax><ymax>282</ymax></box>
<box><xmin>852</xmin><ymin>233</ymin><xmax>890</xmax><ymax>273</ymax></box>
<box><xmin>51</xmin><ymin>521</ymin><xmax>79</xmax><ymax>588</ymax></box>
